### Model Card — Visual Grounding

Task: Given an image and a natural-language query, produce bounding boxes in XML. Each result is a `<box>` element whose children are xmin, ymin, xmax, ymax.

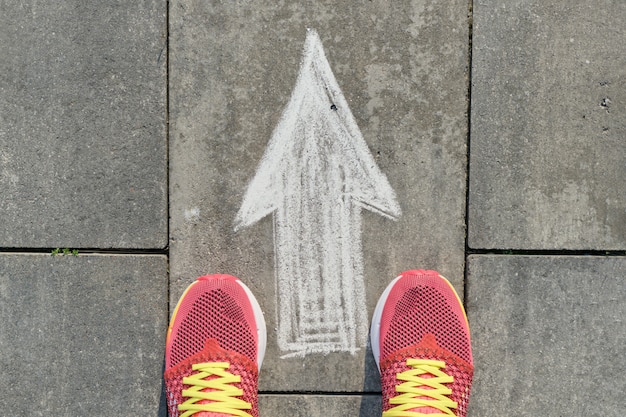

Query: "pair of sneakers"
<box><xmin>164</xmin><ymin>270</ymin><xmax>474</xmax><ymax>417</ymax></box>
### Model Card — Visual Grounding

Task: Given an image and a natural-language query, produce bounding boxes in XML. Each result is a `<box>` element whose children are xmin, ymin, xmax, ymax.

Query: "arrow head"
<box><xmin>235</xmin><ymin>29</ymin><xmax>401</xmax><ymax>231</ymax></box>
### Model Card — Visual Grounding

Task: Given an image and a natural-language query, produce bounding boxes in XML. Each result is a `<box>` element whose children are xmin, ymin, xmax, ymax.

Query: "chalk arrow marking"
<box><xmin>235</xmin><ymin>29</ymin><xmax>401</xmax><ymax>357</ymax></box>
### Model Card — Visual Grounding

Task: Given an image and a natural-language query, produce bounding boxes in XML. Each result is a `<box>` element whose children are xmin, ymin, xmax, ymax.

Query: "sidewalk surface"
<box><xmin>1</xmin><ymin>1</ymin><xmax>624</xmax><ymax>416</ymax></box>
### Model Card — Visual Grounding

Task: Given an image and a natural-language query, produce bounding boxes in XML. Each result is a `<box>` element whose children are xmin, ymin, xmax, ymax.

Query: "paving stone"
<box><xmin>260</xmin><ymin>394</ymin><xmax>381</xmax><ymax>417</ymax></box>
<box><xmin>0</xmin><ymin>1</ymin><xmax>167</xmax><ymax>248</ymax></box>
<box><xmin>466</xmin><ymin>255</ymin><xmax>625</xmax><ymax>416</ymax></box>
<box><xmin>169</xmin><ymin>0</ymin><xmax>470</xmax><ymax>392</ymax></box>
<box><xmin>468</xmin><ymin>1</ymin><xmax>626</xmax><ymax>250</ymax></box>
<box><xmin>0</xmin><ymin>254</ymin><xmax>168</xmax><ymax>416</ymax></box>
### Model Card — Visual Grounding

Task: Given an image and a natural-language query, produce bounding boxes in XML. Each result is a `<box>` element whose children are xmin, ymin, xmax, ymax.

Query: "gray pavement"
<box><xmin>0</xmin><ymin>254</ymin><xmax>168</xmax><ymax>416</ymax></box>
<box><xmin>0</xmin><ymin>1</ymin><xmax>624</xmax><ymax>416</ymax></box>
<box><xmin>469</xmin><ymin>0</ymin><xmax>626</xmax><ymax>250</ymax></box>
<box><xmin>467</xmin><ymin>255</ymin><xmax>625</xmax><ymax>416</ymax></box>
<box><xmin>0</xmin><ymin>1</ymin><xmax>167</xmax><ymax>249</ymax></box>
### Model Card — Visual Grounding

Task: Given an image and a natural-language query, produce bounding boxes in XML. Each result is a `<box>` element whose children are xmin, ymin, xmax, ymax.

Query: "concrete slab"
<box><xmin>466</xmin><ymin>255</ymin><xmax>625</xmax><ymax>416</ymax></box>
<box><xmin>468</xmin><ymin>1</ymin><xmax>626</xmax><ymax>250</ymax></box>
<box><xmin>170</xmin><ymin>1</ymin><xmax>470</xmax><ymax>391</ymax></box>
<box><xmin>260</xmin><ymin>394</ymin><xmax>381</xmax><ymax>417</ymax></box>
<box><xmin>0</xmin><ymin>2</ymin><xmax>167</xmax><ymax>249</ymax></box>
<box><xmin>0</xmin><ymin>254</ymin><xmax>168</xmax><ymax>416</ymax></box>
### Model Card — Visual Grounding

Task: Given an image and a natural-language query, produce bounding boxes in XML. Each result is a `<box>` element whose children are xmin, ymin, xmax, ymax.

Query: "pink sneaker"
<box><xmin>164</xmin><ymin>274</ymin><xmax>266</xmax><ymax>417</ymax></box>
<box><xmin>370</xmin><ymin>270</ymin><xmax>473</xmax><ymax>417</ymax></box>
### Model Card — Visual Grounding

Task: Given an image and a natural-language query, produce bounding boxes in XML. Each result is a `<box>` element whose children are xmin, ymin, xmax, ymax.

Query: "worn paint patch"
<box><xmin>184</xmin><ymin>207</ymin><xmax>200</xmax><ymax>223</ymax></box>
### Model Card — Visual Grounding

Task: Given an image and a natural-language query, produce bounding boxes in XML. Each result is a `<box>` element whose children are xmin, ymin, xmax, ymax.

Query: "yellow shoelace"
<box><xmin>383</xmin><ymin>359</ymin><xmax>457</xmax><ymax>417</ymax></box>
<box><xmin>179</xmin><ymin>362</ymin><xmax>253</xmax><ymax>417</ymax></box>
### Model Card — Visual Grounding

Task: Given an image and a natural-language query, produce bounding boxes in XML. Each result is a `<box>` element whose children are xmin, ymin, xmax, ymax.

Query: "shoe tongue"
<box><xmin>409</xmin><ymin>407</ymin><xmax>440</xmax><ymax>414</ymax></box>
<box><xmin>193</xmin><ymin>368</ymin><xmax>236</xmax><ymax>417</ymax></box>
<box><xmin>408</xmin><ymin>354</ymin><xmax>443</xmax><ymax>415</ymax></box>
<box><xmin>408</xmin><ymin>374</ymin><xmax>441</xmax><ymax>415</ymax></box>
<box><xmin>188</xmin><ymin>340</ymin><xmax>236</xmax><ymax>417</ymax></box>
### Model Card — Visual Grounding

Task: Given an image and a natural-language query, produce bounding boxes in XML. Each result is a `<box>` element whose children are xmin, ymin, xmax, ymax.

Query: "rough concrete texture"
<box><xmin>169</xmin><ymin>0</ymin><xmax>470</xmax><ymax>392</ymax></box>
<box><xmin>260</xmin><ymin>394</ymin><xmax>381</xmax><ymax>417</ymax></box>
<box><xmin>466</xmin><ymin>255</ymin><xmax>625</xmax><ymax>416</ymax></box>
<box><xmin>469</xmin><ymin>1</ymin><xmax>626</xmax><ymax>250</ymax></box>
<box><xmin>0</xmin><ymin>2</ymin><xmax>167</xmax><ymax>249</ymax></box>
<box><xmin>0</xmin><ymin>254</ymin><xmax>168</xmax><ymax>416</ymax></box>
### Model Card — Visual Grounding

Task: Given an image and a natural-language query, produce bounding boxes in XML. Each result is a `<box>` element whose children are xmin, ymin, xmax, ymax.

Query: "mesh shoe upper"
<box><xmin>164</xmin><ymin>274</ymin><xmax>266</xmax><ymax>417</ymax></box>
<box><xmin>378</xmin><ymin>271</ymin><xmax>472</xmax><ymax>364</ymax></box>
<box><xmin>371</xmin><ymin>270</ymin><xmax>474</xmax><ymax>417</ymax></box>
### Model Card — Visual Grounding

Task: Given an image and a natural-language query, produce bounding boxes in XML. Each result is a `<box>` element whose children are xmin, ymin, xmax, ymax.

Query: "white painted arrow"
<box><xmin>235</xmin><ymin>29</ymin><xmax>401</xmax><ymax>357</ymax></box>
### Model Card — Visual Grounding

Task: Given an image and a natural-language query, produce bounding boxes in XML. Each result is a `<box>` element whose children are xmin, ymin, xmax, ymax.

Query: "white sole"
<box><xmin>369</xmin><ymin>275</ymin><xmax>403</xmax><ymax>372</ymax></box>
<box><xmin>235</xmin><ymin>278</ymin><xmax>267</xmax><ymax>370</ymax></box>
